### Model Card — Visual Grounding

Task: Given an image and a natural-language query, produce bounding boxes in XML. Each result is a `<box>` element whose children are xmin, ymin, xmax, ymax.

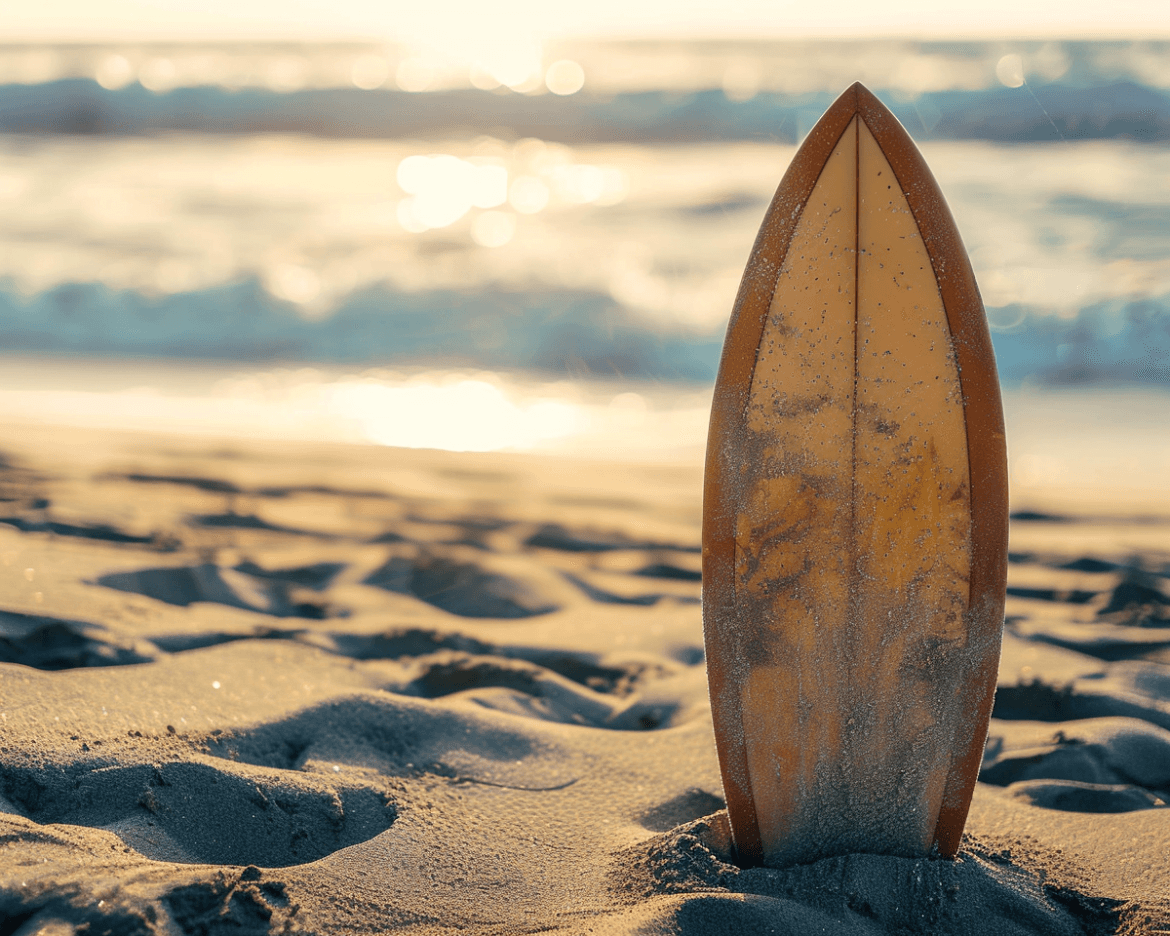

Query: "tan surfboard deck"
<box><xmin>702</xmin><ymin>83</ymin><xmax>1008</xmax><ymax>867</ymax></box>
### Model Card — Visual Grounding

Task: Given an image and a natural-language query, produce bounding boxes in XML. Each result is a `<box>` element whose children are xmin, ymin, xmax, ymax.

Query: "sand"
<box><xmin>1</xmin><ymin>419</ymin><xmax>1168</xmax><ymax>935</ymax></box>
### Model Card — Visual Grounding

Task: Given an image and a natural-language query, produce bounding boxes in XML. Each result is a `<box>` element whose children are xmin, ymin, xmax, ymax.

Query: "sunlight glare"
<box><xmin>396</xmin><ymin>200</ymin><xmax>429</xmax><ymax>234</ymax></box>
<box><xmin>470</xmin><ymin>163</ymin><xmax>509</xmax><ymax>208</ymax></box>
<box><xmin>477</xmin><ymin>37</ymin><xmax>543</xmax><ymax>91</ymax></box>
<box><xmin>397</xmin><ymin>155</ymin><xmax>508</xmax><ymax>230</ymax></box>
<box><xmin>327</xmin><ymin>378</ymin><xmax>584</xmax><ymax>452</ymax></box>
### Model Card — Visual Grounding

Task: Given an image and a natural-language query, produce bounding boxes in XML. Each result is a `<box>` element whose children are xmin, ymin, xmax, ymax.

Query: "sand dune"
<box><xmin>1</xmin><ymin>421</ymin><xmax>1167</xmax><ymax>934</ymax></box>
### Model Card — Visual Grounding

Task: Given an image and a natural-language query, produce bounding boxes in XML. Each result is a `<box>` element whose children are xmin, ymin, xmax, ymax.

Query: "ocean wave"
<box><xmin>2</xmin><ymin>79</ymin><xmax>1168</xmax><ymax>143</ymax></box>
<box><xmin>1</xmin><ymin>279</ymin><xmax>1167</xmax><ymax>386</ymax></box>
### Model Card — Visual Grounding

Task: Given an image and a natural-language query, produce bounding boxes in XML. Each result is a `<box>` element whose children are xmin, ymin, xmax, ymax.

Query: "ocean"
<box><xmin>0</xmin><ymin>38</ymin><xmax>1167</xmax><ymax>511</ymax></box>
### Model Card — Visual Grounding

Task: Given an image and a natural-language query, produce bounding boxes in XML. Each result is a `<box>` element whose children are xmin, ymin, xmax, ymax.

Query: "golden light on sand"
<box><xmin>0</xmin><ymin>368</ymin><xmax>1134</xmax><ymax>504</ymax></box>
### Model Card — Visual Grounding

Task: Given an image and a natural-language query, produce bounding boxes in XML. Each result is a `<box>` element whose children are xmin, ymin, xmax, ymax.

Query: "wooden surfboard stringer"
<box><xmin>702</xmin><ymin>83</ymin><xmax>1008</xmax><ymax>867</ymax></box>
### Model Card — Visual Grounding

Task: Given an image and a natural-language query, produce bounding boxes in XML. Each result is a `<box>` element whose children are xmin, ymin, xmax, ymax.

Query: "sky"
<box><xmin>5</xmin><ymin>0</ymin><xmax>1170</xmax><ymax>43</ymax></box>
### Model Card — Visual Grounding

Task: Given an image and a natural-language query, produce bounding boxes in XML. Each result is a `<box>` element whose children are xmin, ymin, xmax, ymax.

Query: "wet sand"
<box><xmin>1</xmin><ymin>420</ymin><xmax>1167</xmax><ymax>934</ymax></box>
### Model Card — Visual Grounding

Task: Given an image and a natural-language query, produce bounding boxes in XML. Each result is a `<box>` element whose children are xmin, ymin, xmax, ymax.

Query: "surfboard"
<box><xmin>702</xmin><ymin>82</ymin><xmax>1008</xmax><ymax>867</ymax></box>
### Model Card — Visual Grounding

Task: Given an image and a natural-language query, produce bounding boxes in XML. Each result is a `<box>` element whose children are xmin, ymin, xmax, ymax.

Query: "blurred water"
<box><xmin>1</xmin><ymin>132</ymin><xmax>1167</xmax><ymax>381</ymax></box>
<box><xmin>0</xmin><ymin>39</ymin><xmax>1167</xmax><ymax>499</ymax></box>
<box><xmin>0</xmin><ymin>136</ymin><xmax>1148</xmax><ymax>313</ymax></box>
<box><xmin>2</xmin><ymin>39</ymin><xmax>1168</xmax><ymax>95</ymax></box>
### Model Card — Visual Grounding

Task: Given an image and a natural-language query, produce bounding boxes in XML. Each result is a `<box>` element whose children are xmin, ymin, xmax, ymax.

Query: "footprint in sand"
<box><xmin>0</xmin><ymin>757</ymin><xmax>398</xmax><ymax>867</ymax></box>
<box><xmin>363</xmin><ymin>551</ymin><xmax>558</xmax><ymax>619</ymax></box>
<box><xmin>0</xmin><ymin>608</ymin><xmax>152</xmax><ymax>670</ymax></box>
<box><xmin>981</xmin><ymin>716</ymin><xmax>1170</xmax><ymax>812</ymax></box>
<box><xmin>96</xmin><ymin>561</ymin><xmax>341</xmax><ymax>619</ymax></box>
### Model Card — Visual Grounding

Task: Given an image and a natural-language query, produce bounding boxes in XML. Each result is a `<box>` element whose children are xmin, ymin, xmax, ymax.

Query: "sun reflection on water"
<box><xmin>396</xmin><ymin>154</ymin><xmax>509</xmax><ymax>231</ymax></box>
<box><xmin>391</xmin><ymin>143</ymin><xmax>625</xmax><ymax>234</ymax></box>
<box><xmin>324</xmin><ymin>377</ymin><xmax>584</xmax><ymax>452</ymax></box>
<box><xmin>0</xmin><ymin>362</ymin><xmax>714</xmax><ymax>461</ymax></box>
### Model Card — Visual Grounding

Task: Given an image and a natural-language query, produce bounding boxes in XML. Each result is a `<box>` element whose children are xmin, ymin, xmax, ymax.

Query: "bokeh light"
<box><xmin>395</xmin><ymin>57</ymin><xmax>434</xmax><ymax>92</ymax></box>
<box><xmin>396</xmin><ymin>154</ymin><xmax>509</xmax><ymax>230</ymax></box>
<box><xmin>996</xmin><ymin>53</ymin><xmax>1025</xmax><ymax>88</ymax></box>
<box><xmin>265</xmin><ymin>264</ymin><xmax>321</xmax><ymax>305</ymax></box>
<box><xmin>139</xmin><ymin>57</ymin><xmax>176</xmax><ymax>92</ymax></box>
<box><xmin>350</xmin><ymin>54</ymin><xmax>390</xmax><ymax>89</ymax></box>
<box><xmin>469</xmin><ymin>63</ymin><xmax>501</xmax><ymax>90</ymax></box>
<box><xmin>95</xmin><ymin>54</ymin><xmax>133</xmax><ymax>89</ymax></box>
<box><xmin>508</xmin><ymin>175</ymin><xmax>549</xmax><ymax>214</ymax></box>
<box><xmin>471</xmin><ymin>210</ymin><xmax>517</xmax><ymax>247</ymax></box>
<box><xmin>475</xmin><ymin>38</ymin><xmax>543</xmax><ymax>91</ymax></box>
<box><xmin>545</xmin><ymin>59</ymin><xmax>585</xmax><ymax>95</ymax></box>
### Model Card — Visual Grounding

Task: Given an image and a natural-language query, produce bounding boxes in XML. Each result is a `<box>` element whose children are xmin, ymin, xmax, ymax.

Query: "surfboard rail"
<box><xmin>702</xmin><ymin>82</ymin><xmax>1008</xmax><ymax>866</ymax></box>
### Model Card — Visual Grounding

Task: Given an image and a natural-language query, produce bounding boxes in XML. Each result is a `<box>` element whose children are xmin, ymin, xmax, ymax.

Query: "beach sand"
<box><xmin>1</xmin><ymin>420</ymin><xmax>1168</xmax><ymax>935</ymax></box>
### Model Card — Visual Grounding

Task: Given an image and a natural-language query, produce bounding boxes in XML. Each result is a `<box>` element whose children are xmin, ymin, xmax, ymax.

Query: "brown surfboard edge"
<box><xmin>701</xmin><ymin>82</ymin><xmax>1008</xmax><ymax>866</ymax></box>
